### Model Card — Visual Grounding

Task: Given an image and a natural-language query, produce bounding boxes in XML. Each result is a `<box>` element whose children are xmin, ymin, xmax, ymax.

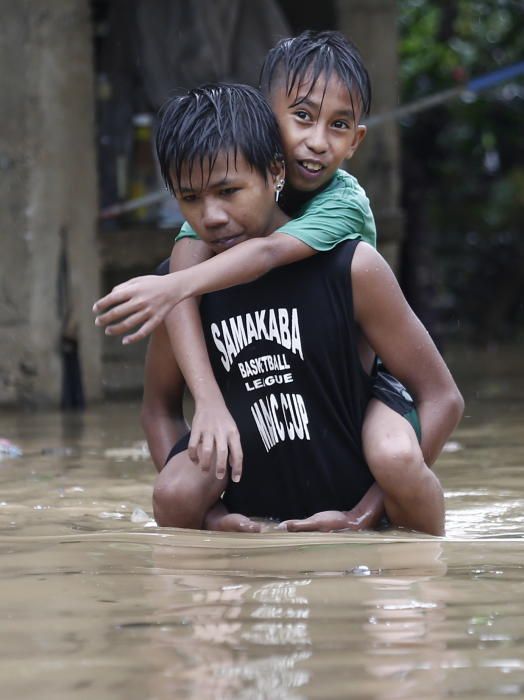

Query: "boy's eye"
<box><xmin>181</xmin><ymin>194</ymin><xmax>197</xmax><ymax>203</ymax></box>
<box><xmin>220</xmin><ymin>187</ymin><xmax>239</xmax><ymax>196</ymax></box>
<box><xmin>333</xmin><ymin>120</ymin><xmax>350</xmax><ymax>130</ymax></box>
<box><xmin>294</xmin><ymin>110</ymin><xmax>311</xmax><ymax>121</ymax></box>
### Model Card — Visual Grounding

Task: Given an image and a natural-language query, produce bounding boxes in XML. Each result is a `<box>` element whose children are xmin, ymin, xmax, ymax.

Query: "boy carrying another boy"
<box><xmin>94</xmin><ymin>33</ymin><xmax>463</xmax><ymax>533</ymax></box>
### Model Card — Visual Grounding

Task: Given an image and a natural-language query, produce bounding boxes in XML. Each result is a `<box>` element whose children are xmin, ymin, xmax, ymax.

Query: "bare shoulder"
<box><xmin>350</xmin><ymin>242</ymin><xmax>399</xmax><ymax>305</ymax></box>
<box><xmin>351</xmin><ymin>242</ymin><xmax>390</xmax><ymax>277</ymax></box>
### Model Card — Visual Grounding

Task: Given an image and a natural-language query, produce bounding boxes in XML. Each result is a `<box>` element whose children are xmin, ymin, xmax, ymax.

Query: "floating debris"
<box><xmin>98</xmin><ymin>511</ymin><xmax>126</xmax><ymax>520</ymax></box>
<box><xmin>131</xmin><ymin>507</ymin><xmax>152</xmax><ymax>524</ymax></box>
<box><xmin>443</xmin><ymin>441</ymin><xmax>464</xmax><ymax>453</ymax></box>
<box><xmin>0</xmin><ymin>438</ymin><xmax>23</xmax><ymax>460</ymax></box>
<box><xmin>104</xmin><ymin>441</ymin><xmax>150</xmax><ymax>461</ymax></box>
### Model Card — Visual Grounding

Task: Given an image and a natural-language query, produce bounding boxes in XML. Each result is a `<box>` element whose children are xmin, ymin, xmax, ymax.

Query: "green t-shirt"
<box><xmin>175</xmin><ymin>169</ymin><xmax>376</xmax><ymax>249</ymax></box>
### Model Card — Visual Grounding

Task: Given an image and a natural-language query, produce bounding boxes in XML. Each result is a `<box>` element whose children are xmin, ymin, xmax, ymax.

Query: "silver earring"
<box><xmin>275</xmin><ymin>179</ymin><xmax>284</xmax><ymax>202</ymax></box>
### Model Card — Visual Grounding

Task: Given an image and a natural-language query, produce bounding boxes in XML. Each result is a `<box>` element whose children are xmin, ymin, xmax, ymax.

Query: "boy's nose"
<box><xmin>202</xmin><ymin>198</ymin><xmax>229</xmax><ymax>228</ymax></box>
<box><xmin>305</xmin><ymin>125</ymin><xmax>328</xmax><ymax>154</ymax></box>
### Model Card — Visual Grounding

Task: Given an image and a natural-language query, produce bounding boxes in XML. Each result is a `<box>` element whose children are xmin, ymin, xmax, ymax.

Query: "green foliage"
<box><xmin>399</xmin><ymin>0</ymin><xmax>524</xmax><ymax>342</ymax></box>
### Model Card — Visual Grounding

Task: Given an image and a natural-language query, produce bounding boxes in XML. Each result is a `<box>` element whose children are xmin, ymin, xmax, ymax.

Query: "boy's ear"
<box><xmin>346</xmin><ymin>125</ymin><xmax>367</xmax><ymax>160</ymax></box>
<box><xmin>269</xmin><ymin>158</ymin><xmax>286</xmax><ymax>184</ymax></box>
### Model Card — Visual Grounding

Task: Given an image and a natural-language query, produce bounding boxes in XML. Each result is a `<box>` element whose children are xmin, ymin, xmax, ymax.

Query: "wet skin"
<box><xmin>158</xmin><ymin>153</ymin><xmax>288</xmax><ymax>532</ymax></box>
<box><xmin>268</xmin><ymin>72</ymin><xmax>367</xmax><ymax>192</ymax></box>
<box><xmin>173</xmin><ymin>152</ymin><xmax>286</xmax><ymax>255</ymax></box>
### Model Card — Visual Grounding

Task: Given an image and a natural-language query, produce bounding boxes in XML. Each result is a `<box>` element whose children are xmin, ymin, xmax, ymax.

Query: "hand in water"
<box><xmin>204</xmin><ymin>502</ymin><xmax>260</xmax><ymax>532</ymax></box>
<box><xmin>93</xmin><ymin>273</ymin><xmax>184</xmax><ymax>344</ymax></box>
<box><xmin>279</xmin><ymin>509</ymin><xmax>368</xmax><ymax>533</ymax></box>
<box><xmin>190</xmin><ymin>397</ymin><xmax>243</xmax><ymax>483</ymax></box>
<box><xmin>280</xmin><ymin>484</ymin><xmax>386</xmax><ymax>532</ymax></box>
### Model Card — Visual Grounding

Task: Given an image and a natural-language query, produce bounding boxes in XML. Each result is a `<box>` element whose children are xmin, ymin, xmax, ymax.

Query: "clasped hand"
<box><xmin>190</xmin><ymin>397</ymin><xmax>243</xmax><ymax>483</ymax></box>
<box><xmin>93</xmin><ymin>273</ymin><xmax>184</xmax><ymax>344</ymax></box>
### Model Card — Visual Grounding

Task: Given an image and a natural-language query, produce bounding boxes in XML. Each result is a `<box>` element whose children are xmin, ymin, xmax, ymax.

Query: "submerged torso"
<box><xmin>200</xmin><ymin>240</ymin><xmax>374</xmax><ymax>520</ymax></box>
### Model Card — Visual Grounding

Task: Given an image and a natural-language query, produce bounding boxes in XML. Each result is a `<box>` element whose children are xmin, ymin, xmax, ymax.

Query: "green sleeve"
<box><xmin>175</xmin><ymin>220</ymin><xmax>200</xmax><ymax>241</ymax></box>
<box><xmin>276</xmin><ymin>182</ymin><xmax>376</xmax><ymax>250</ymax></box>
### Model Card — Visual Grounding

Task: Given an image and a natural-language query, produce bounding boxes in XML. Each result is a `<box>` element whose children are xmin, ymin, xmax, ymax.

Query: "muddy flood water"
<box><xmin>1</xmin><ymin>360</ymin><xmax>523</xmax><ymax>699</ymax></box>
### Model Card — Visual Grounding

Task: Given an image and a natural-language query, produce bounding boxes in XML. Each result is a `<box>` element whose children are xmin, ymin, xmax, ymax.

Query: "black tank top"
<box><xmin>200</xmin><ymin>240</ymin><xmax>373</xmax><ymax>520</ymax></box>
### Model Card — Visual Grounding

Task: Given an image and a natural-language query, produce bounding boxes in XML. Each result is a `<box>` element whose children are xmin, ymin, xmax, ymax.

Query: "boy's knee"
<box><xmin>153</xmin><ymin>472</ymin><xmax>200</xmax><ymax>528</ymax></box>
<box><xmin>366</xmin><ymin>430</ymin><xmax>423</xmax><ymax>489</ymax></box>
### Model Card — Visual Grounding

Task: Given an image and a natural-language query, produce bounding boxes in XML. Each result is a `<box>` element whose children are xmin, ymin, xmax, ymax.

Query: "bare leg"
<box><xmin>153</xmin><ymin>449</ymin><xmax>227</xmax><ymax>529</ymax></box>
<box><xmin>204</xmin><ymin>502</ymin><xmax>261</xmax><ymax>533</ymax></box>
<box><xmin>362</xmin><ymin>399</ymin><xmax>445</xmax><ymax>536</ymax></box>
<box><xmin>153</xmin><ymin>449</ymin><xmax>261</xmax><ymax>532</ymax></box>
<box><xmin>281</xmin><ymin>483</ymin><xmax>385</xmax><ymax>532</ymax></box>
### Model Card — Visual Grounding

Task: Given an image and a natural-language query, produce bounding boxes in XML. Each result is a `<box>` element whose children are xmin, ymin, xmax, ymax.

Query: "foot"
<box><xmin>204</xmin><ymin>503</ymin><xmax>261</xmax><ymax>532</ymax></box>
<box><xmin>280</xmin><ymin>510</ymin><xmax>361</xmax><ymax>533</ymax></box>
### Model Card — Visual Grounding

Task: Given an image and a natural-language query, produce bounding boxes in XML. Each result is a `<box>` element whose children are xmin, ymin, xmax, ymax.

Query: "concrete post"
<box><xmin>336</xmin><ymin>0</ymin><xmax>403</xmax><ymax>270</ymax></box>
<box><xmin>0</xmin><ymin>0</ymin><xmax>101</xmax><ymax>406</ymax></box>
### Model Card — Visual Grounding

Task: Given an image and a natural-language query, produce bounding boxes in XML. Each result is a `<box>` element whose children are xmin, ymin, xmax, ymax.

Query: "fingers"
<box><xmin>279</xmin><ymin>512</ymin><xmax>349</xmax><ymax>532</ymax></box>
<box><xmin>198</xmin><ymin>431</ymin><xmax>215</xmax><ymax>473</ymax></box>
<box><xmin>233</xmin><ymin>518</ymin><xmax>261</xmax><ymax>533</ymax></box>
<box><xmin>92</xmin><ymin>279</ymin><xmax>138</xmax><ymax>315</ymax></box>
<box><xmin>187</xmin><ymin>429</ymin><xmax>201</xmax><ymax>464</ymax></box>
<box><xmin>188</xmin><ymin>408</ymin><xmax>243</xmax><ymax>482</ymax></box>
<box><xmin>95</xmin><ymin>299</ymin><xmax>139</xmax><ymax>330</ymax></box>
<box><xmin>214</xmin><ymin>434</ymin><xmax>228</xmax><ymax>481</ymax></box>
<box><xmin>228</xmin><ymin>431</ymin><xmax>243</xmax><ymax>483</ymax></box>
<box><xmin>280</xmin><ymin>517</ymin><xmax>321</xmax><ymax>532</ymax></box>
<box><xmin>92</xmin><ymin>289</ymin><xmax>128</xmax><ymax>315</ymax></box>
<box><xmin>122</xmin><ymin>316</ymin><xmax>162</xmax><ymax>345</ymax></box>
<box><xmin>93</xmin><ymin>276</ymin><xmax>169</xmax><ymax>334</ymax></box>
<box><xmin>197</xmin><ymin>433</ymin><xmax>228</xmax><ymax>480</ymax></box>
<box><xmin>215</xmin><ymin>514</ymin><xmax>262</xmax><ymax>533</ymax></box>
<box><xmin>100</xmin><ymin>309</ymin><xmax>150</xmax><ymax>338</ymax></box>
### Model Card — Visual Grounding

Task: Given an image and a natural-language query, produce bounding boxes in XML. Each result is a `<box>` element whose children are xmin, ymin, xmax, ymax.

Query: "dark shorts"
<box><xmin>165</xmin><ymin>433</ymin><xmax>191</xmax><ymax>465</ymax></box>
<box><xmin>164</xmin><ymin>371</ymin><xmax>421</xmax><ymax>468</ymax></box>
<box><xmin>371</xmin><ymin>368</ymin><xmax>421</xmax><ymax>442</ymax></box>
<box><xmin>155</xmin><ymin>258</ymin><xmax>170</xmax><ymax>276</ymax></box>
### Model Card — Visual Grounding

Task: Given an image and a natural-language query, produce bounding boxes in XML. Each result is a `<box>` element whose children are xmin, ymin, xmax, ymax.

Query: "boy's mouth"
<box><xmin>298</xmin><ymin>159</ymin><xmax>326</xmax><ymax>174</ymax></box>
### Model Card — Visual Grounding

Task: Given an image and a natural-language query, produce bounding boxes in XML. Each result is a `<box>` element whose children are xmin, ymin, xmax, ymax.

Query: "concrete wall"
<box><xmin>0</xmin><ymin>0</ymin><xmax>401</xmax><ymax>405</ymax></box>
<box><xmin>0</xmin><ymin>0</ymin><xmax>102</xmax><ymax>406</ymax></box>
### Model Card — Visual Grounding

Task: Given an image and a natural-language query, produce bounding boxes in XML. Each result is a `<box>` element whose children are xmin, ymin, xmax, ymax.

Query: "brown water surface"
<box><xmin>1</xmin><ymin>374</ymin><xmax>523</xmax><ymax>699</ymax></box>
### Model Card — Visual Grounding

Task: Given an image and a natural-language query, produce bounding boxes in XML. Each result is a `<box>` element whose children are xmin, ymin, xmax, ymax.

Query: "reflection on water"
<box><xmin>0</xmin><ymin>377</ymin><xmax>523</xmax><ymax>699</ymax></box>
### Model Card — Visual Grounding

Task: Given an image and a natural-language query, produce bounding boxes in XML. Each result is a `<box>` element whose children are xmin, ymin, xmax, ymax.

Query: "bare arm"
<box><xmin>141</xmin><ymin>321</ymin><xmax>188</xmax><ymax>471</ymax></box>
<box><xmin>173</xmin><ymin>231</ymin><xmax>315</xmax><ymax>296</ymax></box>
<box><xmin>164</xmin><ymin>240</ymin><xmax>244</xmax><ymax>481</ymax></box>
<box><xmin>93</xmin><ymin>232</ymin><xmax>314</xmax><ymax>343</ymax></box>
<box><xmin>283</xmin><ymin>245</ymin><xmax>462</xmax><ymax>534</ymax></box>
<box><xmin>352</xmin><ymin>243</ymin><xmax>464</xmax><ymax>466</ymax></box>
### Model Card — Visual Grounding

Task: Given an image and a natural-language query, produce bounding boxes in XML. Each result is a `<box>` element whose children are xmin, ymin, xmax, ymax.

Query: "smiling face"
<box><xmin>171</xmin><ymin>151</ymin><xmax>286</xmax><ymax>255</ymax></box>
<box><xmin>268</xmin><ymin>72</ymin><xmax>367</xmax><ymax>192</ymax></box>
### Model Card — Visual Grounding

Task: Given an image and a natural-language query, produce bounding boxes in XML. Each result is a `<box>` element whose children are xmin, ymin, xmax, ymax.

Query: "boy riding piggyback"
<box><xmin>94</xmin><ymin>32</ymin><xmax>459</xmax><ymax>532</ymax></box>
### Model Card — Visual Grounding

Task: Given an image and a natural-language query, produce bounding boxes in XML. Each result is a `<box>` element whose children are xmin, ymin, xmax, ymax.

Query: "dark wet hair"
<box><xmin>156</xmin><ymin>83</ymin><xmax>284</xmax><ymax>194</ymax></box>
<box><xmin>260</xmin><ymin>30</ymin><xmax>371</xmax><ymax>118</ymax></box>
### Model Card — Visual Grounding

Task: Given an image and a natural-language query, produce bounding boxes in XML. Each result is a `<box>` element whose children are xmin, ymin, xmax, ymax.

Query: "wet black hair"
<box><xmin>259</xmin><ymin>30</ymin><xmax>371</xmax><ymax>119</ymax></box>
<box><xmin>156</xmin><ymin>83</ymin><xmax>284</xmax><ymax>194</ymax></box>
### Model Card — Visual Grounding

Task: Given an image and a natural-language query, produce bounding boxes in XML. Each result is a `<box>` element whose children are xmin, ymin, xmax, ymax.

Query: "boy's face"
<box><xmin>171</xmin><ymin>151</ymin><xmax>284</xmax><ymax>254</ymax></box>
<box><xmin>269</xmin><ymin>72</ymin><xmax>366</xmax><ymax>192</ymax></box>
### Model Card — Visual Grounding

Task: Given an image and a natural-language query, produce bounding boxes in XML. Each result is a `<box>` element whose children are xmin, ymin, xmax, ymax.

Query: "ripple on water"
<box><xmin>1</xmin><ymin>397</ymin><xmax>524</xmax><ymax>698</ymax></box>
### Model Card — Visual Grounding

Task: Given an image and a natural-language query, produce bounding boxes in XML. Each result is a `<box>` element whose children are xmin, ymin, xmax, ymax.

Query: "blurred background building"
<box><xmin>1</xmin><ymin>0</ymin><xmax>522</xmax><ymax>407</ymax></box>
